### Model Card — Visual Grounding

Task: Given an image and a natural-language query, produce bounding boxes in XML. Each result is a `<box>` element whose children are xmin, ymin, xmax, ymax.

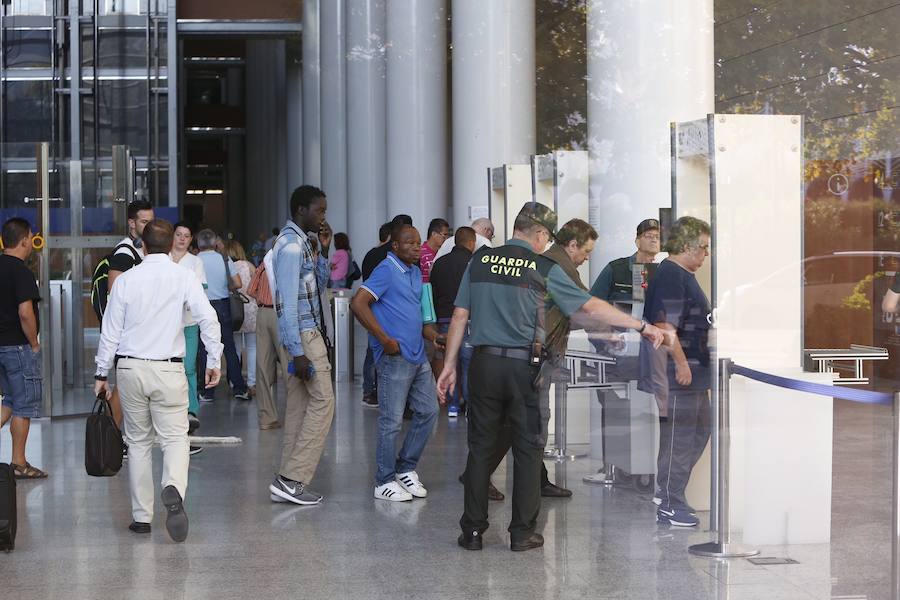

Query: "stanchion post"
<box><xmin>892</xmin><ymin>391</ymin><xmax>900</xmax><ymax>600</ymax></box>
<box><xmin>689</xmin><ymin>358</ymin><xmax>759</xmax><ymax>558</ymax></box>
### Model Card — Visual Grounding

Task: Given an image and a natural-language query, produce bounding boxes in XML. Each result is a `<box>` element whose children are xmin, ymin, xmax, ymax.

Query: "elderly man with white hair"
<box><xmin>434</xmin><ymin>218</ymin><xmax>494</xmax><ymax>262</ymax></box>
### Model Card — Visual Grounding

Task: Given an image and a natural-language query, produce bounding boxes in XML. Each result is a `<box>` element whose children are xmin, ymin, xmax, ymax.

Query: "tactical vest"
<box><xmin>466</xmin><ymin>243</ymin><xmax>556</xmax><ymax>349</ymax></box>
<box><xmin>607</xmin><ymin>257</ymin><xmax>634</xmax><ymax>303</ymax></box>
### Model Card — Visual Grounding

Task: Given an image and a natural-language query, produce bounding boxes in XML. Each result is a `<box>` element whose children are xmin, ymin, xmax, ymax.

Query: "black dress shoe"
<box><xmin>458</xmin><ymin>530</ymin><xmax>483</xmax><ymax>551</ymax></box>
<box><xmin>541</xmin><ymin>482</ymin><xmax>573</xmax><ymax>498</ymax></box>
<box><xmin>161</xmin><ymin>485</ymin><xmax>189</xmax><ymax>543</ymax></box>
<box><xmin>510</xmin><ymin>533</ymin><xmax>544</xmax><ymax>552</ymax></box>
<box><xmin>128</xmin><ymin>521</ymin><xmax>151</xmax><ymax>534</ymax></box>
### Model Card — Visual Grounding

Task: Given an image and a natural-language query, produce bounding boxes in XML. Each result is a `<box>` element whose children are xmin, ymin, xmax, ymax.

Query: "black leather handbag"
<box><xmin>85</xmin><ymin>393</ymin><xmax>124</xmax><ymax>477</ymax></box>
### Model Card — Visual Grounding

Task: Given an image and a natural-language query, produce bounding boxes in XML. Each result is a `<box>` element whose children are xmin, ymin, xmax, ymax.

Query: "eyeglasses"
<box><xmin>698</xmin><ymin>244</ymin><xmax>710</xmax><ymax>253</ymax></box>
<box><xmin>641</xmin><ymin>233</ymin><xmax>660</xmax><ymax>241</ymax></box>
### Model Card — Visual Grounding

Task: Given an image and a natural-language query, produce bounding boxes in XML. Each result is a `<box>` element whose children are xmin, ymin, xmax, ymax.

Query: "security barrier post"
<box><xmin>689</xmin><ymin>358</ymin><xmax>759</xmax><ymax>558</ymax></box>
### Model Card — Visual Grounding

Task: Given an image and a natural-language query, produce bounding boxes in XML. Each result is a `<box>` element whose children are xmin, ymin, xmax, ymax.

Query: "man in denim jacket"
<box><xmin>268</xmin><ymin>185</ymin><xmax>335</xmax><ymax>506</ymax></box>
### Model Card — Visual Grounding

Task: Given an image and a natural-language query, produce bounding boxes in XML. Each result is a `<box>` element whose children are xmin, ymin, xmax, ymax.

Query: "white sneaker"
<box><xmin>396</xmin><ymin>471</ymin><xmax>427</xmax><ymax>498</ymax></box>
<box><xmin>374</xmin><ymin>481</ymin><xmax>413</xmax><ymax>502</ymax></box>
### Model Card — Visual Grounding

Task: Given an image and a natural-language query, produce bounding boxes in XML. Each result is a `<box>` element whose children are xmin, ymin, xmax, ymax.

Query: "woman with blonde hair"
<box><xmin>226</xmin><ymin>239</ymin><xmax>259</xmax><ymax>397</ymax></box>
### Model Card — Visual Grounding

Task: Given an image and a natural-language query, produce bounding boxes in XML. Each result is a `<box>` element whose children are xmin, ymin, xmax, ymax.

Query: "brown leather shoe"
<box><xmin>488</xmin><ymin>482</ymin><xmax>505</xmax><ymax>502</ymax></box>
<box><xmin>260</xmin><ymin>421</ymin><xmax>282</xmax><ymax>431</ymax></box>
<box><xmin>510</xmin><ymin>533</ymin><xmax>544</xmax><ymax>552</ymax></box>
<box><xmin>541</xmin><ymin>482</ymin><xmax>573</xmax><ymax>498</ymax></box>
<box><xmin>458</xmin><ymin>475</ymin><xmax>505</xmax><ymax>502</ymax></box>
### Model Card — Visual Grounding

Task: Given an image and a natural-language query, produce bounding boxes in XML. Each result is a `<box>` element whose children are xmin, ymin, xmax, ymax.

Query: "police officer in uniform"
<box><xmin>591</xmin><ymin>218</ymin><xmax>661</xmax><ymax>306</ymax></box>
<box><xmin>437</xmin><ymin>204</ymin><xmax>668</xmax><ymax>552</ymax></box>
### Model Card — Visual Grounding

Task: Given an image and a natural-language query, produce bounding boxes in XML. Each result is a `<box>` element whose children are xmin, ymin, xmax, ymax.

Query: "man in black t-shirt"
<box><xmin>0</xmin><ymin>218</ymin><xmax>47</xmax><ymax>479</ymax></box>
<box><xmin>639</xmin><ymin>216</ymin><xmax>712</xmax><ymax>528</ymax></box>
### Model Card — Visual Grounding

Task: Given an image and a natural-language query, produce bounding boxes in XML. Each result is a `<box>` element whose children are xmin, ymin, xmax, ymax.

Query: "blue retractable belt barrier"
<box><xmin>731</xmin><ymin>363</ymin><xmax>894</xmax><ymax>406</ymax></box>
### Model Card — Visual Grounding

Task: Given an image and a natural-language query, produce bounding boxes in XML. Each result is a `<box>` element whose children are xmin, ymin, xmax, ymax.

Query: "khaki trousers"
<box><xmin>255</xmin><ymin>306</ymin><xmax>296</xmax><ymax>428</ymax></box>
<box><xmin>279</xmin><ymin>329</ymin><xmax>335</xmax><ymax>484</ymax></box>
<box><xmin>117</xmin><ymin>357</ymin><xmax>189</xmax><ymax>523</ymax></box>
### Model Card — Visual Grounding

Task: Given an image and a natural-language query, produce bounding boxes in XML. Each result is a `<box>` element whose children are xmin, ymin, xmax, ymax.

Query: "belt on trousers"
<box><xmin>116</xmin><ymin>355</ymin><xmax>183</xmax><ymax>363</ymax></box>
<box><xmin>258</xmin><ymin>303</ymin><xmax>274</xmax><ymax>308</ymax></box>
<box><xmin>475</xmin><ymin>346</ymin><xmax>531</xmax><ymax>362</ymax></box>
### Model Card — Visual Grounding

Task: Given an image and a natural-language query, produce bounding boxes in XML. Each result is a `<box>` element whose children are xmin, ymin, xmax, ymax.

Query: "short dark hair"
<box><xmin>391</xmin><ymin>224</ymin><xmax>417</xmax><ymax>244</ymax></box>
<box><xmin>141</xmin><ymin>219</ymin><xmax>174</xmax><ymax>254</ymax></box>
<box><xmin>664</xmin><ymin>216</ymin><xmax>711</xmax><ymax>254</ymax></box>
<box><xmin>427</xmin><ymin>218</ymin><xmax>449</xmax><ymax>238</ymax></box>
<box><xmin>556</xmin><ymin>218</ymin><xmax>598</xmax><ymax>248</ymax></box>
<box><xmin>173</xmin><ymin>221</ymin><xmax>193</xmax><ymax>236</ymax></box>
<box><xmin>454</xmin><ymin>226</ymin><xmax>476</xmax><ymax>247</ymax></box>
<box><xmin>378</xmin><ymin>222</ymin><xmax>392</xmax><ymax>243</ymax></box>
<box><xmin>391</xmin><ymin>214</ymin><xmax>413</xmax><ymax>227</ymax></box>
<box><xmin>290</xmin><ymin>185</ymin><xmax>326</xmax><ymax>217</ymax></box>
<box><xmin>2</xmin><ymin>217</ymin><xmax>31</xmax><ymax>248</ymax></box>
<box><xmin>127</xmin><ymin>200</ymin><xmax>153</xmax><ymax>221</ymax></box>
<box><xmin>334</xmin><ymin>232</ymin><xmax>350</xmax><ymax>251</ymax></box>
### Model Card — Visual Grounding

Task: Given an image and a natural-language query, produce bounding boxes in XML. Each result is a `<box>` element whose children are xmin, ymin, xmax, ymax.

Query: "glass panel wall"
<box><xmin>0</xmin><ymin>0</ymin><xmax>175</xmax><ymax>415</ymax></box>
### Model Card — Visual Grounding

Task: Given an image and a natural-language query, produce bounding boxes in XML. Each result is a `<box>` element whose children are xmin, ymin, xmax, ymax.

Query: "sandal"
<box><xmin>11</xmin><ymin>462</ymin><xmax>48</xmax><ymax>479</ymax></box>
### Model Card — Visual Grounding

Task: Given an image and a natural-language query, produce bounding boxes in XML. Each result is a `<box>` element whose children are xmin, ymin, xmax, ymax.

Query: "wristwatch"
<box><xmin>94</xmin><ymin>374</ymin><xmax>108</xmax><ymax>382</ymax></box>
<box><xmin>636</xmin><ymin>320</ymin><xmax>648</xmax><ymax>333</ymax></box>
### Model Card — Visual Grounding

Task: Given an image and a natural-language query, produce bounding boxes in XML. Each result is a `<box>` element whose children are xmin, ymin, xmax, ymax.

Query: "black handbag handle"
<box><xmin>92</xmin><ymin>393</ymin><xmax>122</xmax><ymax>434</ymax></box>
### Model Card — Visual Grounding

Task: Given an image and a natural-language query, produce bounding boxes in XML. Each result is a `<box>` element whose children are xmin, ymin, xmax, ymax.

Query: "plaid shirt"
<box><xmin>273</xmin><ymin>220</ymin><xmax>329</xmax><ymax>357</ymax></box>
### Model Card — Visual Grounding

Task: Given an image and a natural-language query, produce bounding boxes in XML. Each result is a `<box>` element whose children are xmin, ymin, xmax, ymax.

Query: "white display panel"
<box><xmin>487</xmin><ymin>164</ymin><xmax>536</xmax><ymax>244</ymax></box>
<box><xmin>533</xmin><ymin>151</ymin><xmax>591</xmax><ymax>283</ymax></box>
<box><xmin>673</xmin><ymin>113</ymin><xmax>833</xmax><ymax>544</ymax></box>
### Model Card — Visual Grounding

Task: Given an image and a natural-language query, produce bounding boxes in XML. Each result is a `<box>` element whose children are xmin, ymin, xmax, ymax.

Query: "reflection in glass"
<box><xmin>3</xmin><ymin>81</ymin><xmax>53</xmax><ymax>155</ymax></box>
<box><xmin>4</xmin><ymin>29</ymin><xmax>53</xmax><ymax>68</ymax></box>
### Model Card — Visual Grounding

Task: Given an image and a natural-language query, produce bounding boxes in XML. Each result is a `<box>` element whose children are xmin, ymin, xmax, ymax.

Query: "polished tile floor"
<box><xmin>0</xmin><ymin>381</ymin><xmax>895</xmax><ymax>600</ymax></box>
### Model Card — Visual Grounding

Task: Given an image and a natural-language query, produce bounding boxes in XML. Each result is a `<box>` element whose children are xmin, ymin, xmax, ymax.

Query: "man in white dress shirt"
<box><xmin>94</xmin><ymin>219</ymin><xmax>223</xmax><ymax>543</ymax></box>
<box><xmin>433</xmin><ymin>217</ymin><xmax>494</xmax><ymax>262</ymax></box>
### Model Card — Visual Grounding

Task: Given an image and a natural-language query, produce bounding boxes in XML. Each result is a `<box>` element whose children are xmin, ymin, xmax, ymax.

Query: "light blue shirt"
<box><xmin>198</xmin><ymin>251</ymin><xmax>234</xmax><ymax>301</ymax></box>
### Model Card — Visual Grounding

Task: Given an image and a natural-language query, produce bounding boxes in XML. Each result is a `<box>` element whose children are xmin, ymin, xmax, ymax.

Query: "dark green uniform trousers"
<box><xmin>460</xmin><ymin>352</ymin><xmax>545</xmax><ymax>541</ymax></box>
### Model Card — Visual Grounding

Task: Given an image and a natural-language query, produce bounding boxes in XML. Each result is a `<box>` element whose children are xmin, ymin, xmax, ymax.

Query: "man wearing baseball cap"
<box><xmin>438</xmin><ymin>203</ymin><xmax>669</xmax><ymax>552</ymax></box>
<box><xmin>590</xmin><ymin>218</ymin><xmax>662</xmax><ymax>307</ymax></box>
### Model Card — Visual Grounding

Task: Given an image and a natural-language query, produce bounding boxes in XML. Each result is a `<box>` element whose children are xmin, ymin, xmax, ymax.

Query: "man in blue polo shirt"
<box><xmin>351</xmin><ymin>225</ymin><xmax>441</xmax><ymax>502</ymax></box>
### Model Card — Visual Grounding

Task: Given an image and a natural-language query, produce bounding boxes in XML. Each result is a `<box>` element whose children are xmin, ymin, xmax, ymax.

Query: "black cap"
<box><xmin>636</xmin><ymin>218</ymin><xmax>660</xmax><ymax>236</ymax></box>
<box><xmin>518</xmin><ymin>203</ymin><xmax>558</xmax><ymax>238</ymax></box>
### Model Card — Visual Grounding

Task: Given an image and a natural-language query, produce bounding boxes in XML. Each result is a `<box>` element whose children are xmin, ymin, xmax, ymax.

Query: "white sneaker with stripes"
<box><xmin>374</xmin><ymin>481</ymin><xmax>413</xmax><ymax>502</ymax></box>
<box><xmin>396</xmin><ymin>471</ymin><xmax>427</xmax><ymax>498</ymax></box>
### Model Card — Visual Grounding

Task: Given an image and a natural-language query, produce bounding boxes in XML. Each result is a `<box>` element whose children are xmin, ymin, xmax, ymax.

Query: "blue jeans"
<box><xmin>199</xmin><ymin>298</ymin><xmax>247</xmax><ymax>398</ymax></box>
<box><xmin>375</xmin><ymin>354</ymin><xmax>438</xmax><ymax>486</ymax></box>
<box><xmin>363</xmin><ymin>346</ymin><xmax>376</xmax><ymax>395</ymax></box>
<box><xmin>437</xmin><ymin>323</ymin><xmax>472</xmax><ymax>408</ymax></box>
<box><xmin>0</xmin><ymin>345</ymin><xmax>42</xmax><ymax>418</ymax></box>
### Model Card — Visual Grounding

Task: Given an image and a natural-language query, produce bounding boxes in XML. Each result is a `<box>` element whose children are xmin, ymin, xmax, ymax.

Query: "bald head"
<box><xmin>471</xmin><ymin>218</ymin><xmax>494</xmax><ymax>241</ymax></box>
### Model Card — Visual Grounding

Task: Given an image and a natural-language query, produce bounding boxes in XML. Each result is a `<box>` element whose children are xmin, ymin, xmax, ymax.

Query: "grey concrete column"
<box><xmin>451</xmin><ymin>0</ymin><xmax>535</xmax><ymax>231</ymax></box>
<box><xmin>246</xmin><ymin>40</ymin><xmax>288</xmax><ymax>241</ymax></box>
<box><xmin>302</xmin><ymin>0</ymin><xmax>322</xmax><ymax>187</ymax></box>
<box><xmin>320</xmin><ymin>0</ymin><xmax>349</xmax><ymax>234</ymax></box>
<box><xmin>386</xmin><ymin>0</ymin><xmax>448</xmax><ymax>231</ymax></box>
<box><xmin>346</xmin><ymin>0</ymin><xmax>387</xmax><ymax>253</ymax></box>
<box><xmin>586</xmin><ymin>0</ymin><xmax>714</xmax><ymax>279</ymax></box>
<box><xmin>286</xmin><ymin>57</ymin><xmax>304</xmax><ymax>193</ymax></box>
